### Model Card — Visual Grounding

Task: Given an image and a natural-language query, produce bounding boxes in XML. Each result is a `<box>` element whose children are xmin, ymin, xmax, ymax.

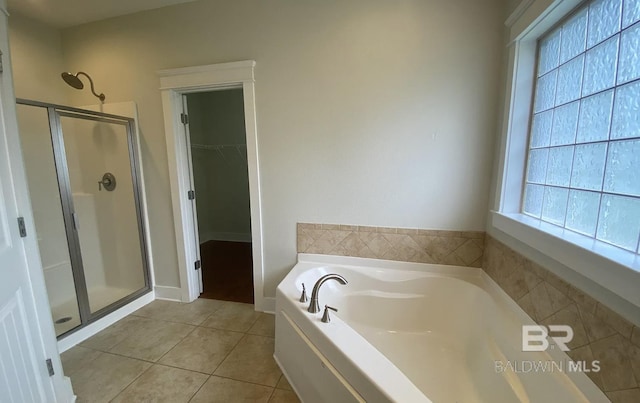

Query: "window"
<box><xmin>523</xmin><ymin>0</ymin><xmax>640</xmax><ymax>254</ymax></box>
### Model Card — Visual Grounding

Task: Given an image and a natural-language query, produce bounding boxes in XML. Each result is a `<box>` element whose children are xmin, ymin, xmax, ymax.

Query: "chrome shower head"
<box><xmin>61</xmin><ymin>71</ymin><xmax>106</xmax><ymax>102</ymax></box>
<box><xmin>61</xmin><ymin>72</ymin><xmax>83</xmax><ymax>89</ymax></box>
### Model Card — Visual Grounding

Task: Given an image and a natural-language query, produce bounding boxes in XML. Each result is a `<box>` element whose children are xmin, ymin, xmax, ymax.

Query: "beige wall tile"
<box><xmin>626</xmin><ymin>340</ymin><xmax>640</xmax><ymax>386</ymax></box>
<box><xmin>453</xmin><ymin>239</ymin><xmax>483</xmax><ymax>265</ymax></box>
<box><xmin>607</xmin><ymin>388</ymin><xmax>640</xmax><ymax>403</ymax></box>
<box><xmin>357</xmin><ymin>225</ymin><xmax>376</xmax><ymax>232</ymax></box>
<box><xmin>337</xmin><ymin>232</ymin><xmax>366</xmax><ymax>256</ymax></box>
<box><xmin>497</xmin><ymin>266</ymin><xmax>529</xmax><ymax>301</ymax></box>
<box><xmin>632</xmin><ymin>326</ymin><xmax>640</xmax><ymax>348</ymax></box>
<box><xmin>376</xmin><ymin>226</ymin><xmax>398</xmax><ymax>234</ymax></box>
<box><xmin>541</xmin><ymin>304</ymin><xmax>589</xmax><ymax>350</ymax></box>
<box><xmin>297</xmin><ymin>223</ymin><xmax>321</xmax><ymax>230</ymax></box>
<box><xmin>579</xmin><ymin>307</ymin><xmax>617</xmax><ymax>344</ymax></box>
<box><xmin>567</xmin><ymin>345</ymin><xmax>604</xmax><ymax>390</ymax></box>
<box><xmin>484</xmin><ymin>235</ymin><xmax>640</xmax><ymax>399</ymax></box>
<box><xmin>295</xmin><ymin>222</ymin><xmax>485</xmax><ymax>269</ymax></box>
<box><xmin>516</xmin><ymin>292</ymin><xmax>538</xmax><ymax>322</ymax></box>
<box><xmin>596</xmin><ymin>304</ymin><xmax>634</xmax><ymax>339</ymax></box>
<box><xmin>567</xmin><ymin>285</ymin><xmax>598</xmax><ymax>315</ymax></box>
<box><xmin>591</xmin><ymin>334</ymin><xmax>638</xmax><ymax>391</ymax></box>
<box><xmin>408</xmin><ymin>251</ymin><xmax>436</xmax><ymax>264</ymax></box>
<box><xmin>397</xmin><ymin>228</ymin><xmax>418</xmax><ymax>235</ymax></box>
<box><xmin>545</xmin><ymin>272</ymin><xmax>572</xmax><ymax>297</ymax></box>
<box><xmin>297</xmin><ymin>232</ymin><xmax>315</xmax><ymax>252</ymax></box>
<box><xmin>469</xmin><ymin>258</ymin><xmax>483</xmax><ymax>268</ymax></box>
<box><xmin>366</xmin><ymin>234</ymin><xmax>394</xmax><ymax>257</ymax></box>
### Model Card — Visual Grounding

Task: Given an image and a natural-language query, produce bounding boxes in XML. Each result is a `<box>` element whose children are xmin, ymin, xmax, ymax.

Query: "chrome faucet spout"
<box><xmin>307</xmin><ymin>274</ymin><xmax>348</xmax><ymax>313</ymax></box>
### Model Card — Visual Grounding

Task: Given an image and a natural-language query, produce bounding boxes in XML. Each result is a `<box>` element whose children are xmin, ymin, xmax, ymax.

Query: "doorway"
<box><xmin>184</xmin><ymin>90</ymin><xmax>254</xmax><ymax>303</ymax></box>
<box><xmin>15</xmin><ymin>100</ymin><xmax>151</xmax><ymax>338</ymax></box>
<box><xmin>159</xmin><ymin>61</ymin><xmax>266</xmax><ymax>310</ymax></box>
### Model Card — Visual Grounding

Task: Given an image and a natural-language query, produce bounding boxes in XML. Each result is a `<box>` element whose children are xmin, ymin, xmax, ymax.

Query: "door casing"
<box><xmin>159</xmin><ymin>61</ymin><xmax>267</xmax><ymax>311</ymax></box>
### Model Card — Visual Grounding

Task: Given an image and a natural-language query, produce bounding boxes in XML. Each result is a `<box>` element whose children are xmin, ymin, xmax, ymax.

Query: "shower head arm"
<box><xmin>76</xmin><ymin>72</ymin><xmax>106</xmax><ymax>102</ymax></box>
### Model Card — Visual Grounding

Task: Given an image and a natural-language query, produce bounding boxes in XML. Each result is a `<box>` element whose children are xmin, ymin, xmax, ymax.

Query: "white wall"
<box><xmin>57</xmin><ymin>0</ymin><xmax>505</xmax><ymax>297</ymax></box>
<box><xmin>8</xmin><ymin>14</ymin><xmax>70</xmax><ymax>103</ymax></box>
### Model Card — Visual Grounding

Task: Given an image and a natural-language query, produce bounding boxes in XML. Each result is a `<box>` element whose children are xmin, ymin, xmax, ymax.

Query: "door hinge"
<box><xmin>187</xmin><ymin>190</ymin><xmax>195</xmax><ymax>200</ymax></box>
<box><xmin>46</xmin><ymin>359</ymin><xmax>54</xmax><ymax>376</ymax></box>
<box><xmin>194</xmin><ymin>260</ymin><xmax>201</xmax><ymax>271</ymax></box>
<box><xmin>17</xmin><ymin>217</ymin><xmax>27</xmax><ymax>238</ymax></box>
<box><xmin>0</xmin><ymin>50</ymin><xmax>4</xmax><ymax>74</ymax></box>
<box><xmin>180</xmin><ymin>113</ymin><xmax>189</xmax><ymax>125</ymax></box>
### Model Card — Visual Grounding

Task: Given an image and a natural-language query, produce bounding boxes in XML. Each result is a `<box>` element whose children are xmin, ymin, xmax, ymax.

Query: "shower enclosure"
<box><xmin>16</xmin><ymin>99</ymin><xmax>151</xmax><ymax>338</ymax></box>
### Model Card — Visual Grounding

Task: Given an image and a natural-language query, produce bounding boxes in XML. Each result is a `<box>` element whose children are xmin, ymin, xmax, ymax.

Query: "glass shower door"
<box><xmin>58</xmin><ymin>113</ymin><xmax>148</xmax><ymax>315</ymax></box>
<box><xmin>16</xmin><ymin>104</ymin><xmax>82</xmax><ymax>336</ymax></box>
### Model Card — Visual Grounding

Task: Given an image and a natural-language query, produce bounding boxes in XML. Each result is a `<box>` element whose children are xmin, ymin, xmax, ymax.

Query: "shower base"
<box><xmin>51</xmin><ymin>285</ymin><xmax>138</xmax><ymax>337</ymax></box>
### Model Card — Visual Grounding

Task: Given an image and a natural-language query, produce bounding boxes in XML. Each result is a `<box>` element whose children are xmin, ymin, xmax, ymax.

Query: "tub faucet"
<box><xmin>308</xmin><ymin>274</ymin><xmax>348</xmax><ymax>313</ymax></box>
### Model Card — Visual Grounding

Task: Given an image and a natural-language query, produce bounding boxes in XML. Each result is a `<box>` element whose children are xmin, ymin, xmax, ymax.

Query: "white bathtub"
<box><xmin>274</xmin><ymin>254</ymin><xmax>609</xmax><ymax>403</ymax></box>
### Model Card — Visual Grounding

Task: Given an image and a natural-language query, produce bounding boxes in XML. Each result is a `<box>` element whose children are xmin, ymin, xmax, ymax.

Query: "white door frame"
<box><xmin>159</xmin><ymin>61</ymin><xmax>267</xmax><ymax>311</ymax></box>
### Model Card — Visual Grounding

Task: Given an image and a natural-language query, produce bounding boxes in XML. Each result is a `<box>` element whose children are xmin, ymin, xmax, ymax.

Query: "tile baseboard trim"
<box><xmin>154</xmin><ymin>286</ymin><xmax>183</xmax><ymax>302</ymax></box>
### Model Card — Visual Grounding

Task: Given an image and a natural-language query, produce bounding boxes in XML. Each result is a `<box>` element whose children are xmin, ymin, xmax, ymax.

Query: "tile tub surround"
<box><xmin>483</xmin><ymin>236</ymin><xmax>640</xmax><ymax>403</ymax></box>
<box><xmin>297</xmin><ymin>223</ymin><xmax>485</xmax><ymax>267</ymax></box>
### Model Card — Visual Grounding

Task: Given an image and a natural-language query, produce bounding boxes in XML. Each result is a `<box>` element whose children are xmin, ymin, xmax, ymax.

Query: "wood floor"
<box><xmin>199</xmin><ymin>240</ymin><xmax>254</xmax><ymax>304</ymax></box>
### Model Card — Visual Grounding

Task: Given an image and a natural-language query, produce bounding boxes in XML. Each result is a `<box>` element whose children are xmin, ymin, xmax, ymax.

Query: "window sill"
<box><xmin>490</xmin><ymin>211</ymin><xmax>640</xmax><ymax>309</ymax></box>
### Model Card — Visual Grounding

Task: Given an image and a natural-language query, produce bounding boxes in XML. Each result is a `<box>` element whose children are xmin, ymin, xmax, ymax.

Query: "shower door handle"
<box><xmin>71</xmin><ymin>212</ymin><xmax>80</xmax><ymax>231</ymax></box>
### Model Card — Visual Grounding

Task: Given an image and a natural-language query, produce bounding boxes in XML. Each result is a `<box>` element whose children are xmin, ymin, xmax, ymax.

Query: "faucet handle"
<box><xmin>299</xmin><ymin>283</ymin><xmax>308</xmax><ymax>303</ymax></box>
<box><xmin>321</xmin><ymin>305</ymin><xmax>338</xmax><ymax>323</ymax></box>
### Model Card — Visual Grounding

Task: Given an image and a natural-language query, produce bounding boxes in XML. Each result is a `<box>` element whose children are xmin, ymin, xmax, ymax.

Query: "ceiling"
<box><xmin>7</xmin><ymin>0</ymin><xmax>199</xmax><ymax>28</ymax></box>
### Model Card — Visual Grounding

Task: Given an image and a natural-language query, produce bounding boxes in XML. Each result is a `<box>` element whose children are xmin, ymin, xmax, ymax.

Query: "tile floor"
<box><xmin>61</xmin><ymin>299</ymin><xmax>300</xmax><ymax>403</ymax></box>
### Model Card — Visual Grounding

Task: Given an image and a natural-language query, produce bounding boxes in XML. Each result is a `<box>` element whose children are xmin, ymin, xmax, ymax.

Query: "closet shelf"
<box><xmin>191</xmin><ymin>143</ymin><xmax>246</xmax><ymax>150</ymax></box>
<box><xmin>190</xmin><ymin>143</ymin><xmax>247</xmax><ymax>163</ymax></box>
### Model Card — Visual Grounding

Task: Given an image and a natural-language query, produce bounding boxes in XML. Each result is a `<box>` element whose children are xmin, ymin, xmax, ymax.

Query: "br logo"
<box><xmin>522</xmin><ymin>325</ymin><xmax>573</xmax><ymax>352</ymax></box>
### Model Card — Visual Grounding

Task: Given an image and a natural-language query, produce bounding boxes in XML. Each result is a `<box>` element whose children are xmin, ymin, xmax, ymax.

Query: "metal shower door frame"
<box><xmin>16</xmin><ymin>99</ymin><xmax>152</xmax><ymax>337</ymax></box>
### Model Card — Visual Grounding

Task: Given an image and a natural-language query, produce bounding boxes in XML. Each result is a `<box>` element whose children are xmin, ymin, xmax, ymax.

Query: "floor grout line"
<box><xmin>106</xmin><ymin>358</ymin><xmax>154</xmax><ymax>402</ymax></box>
<box><xmin>64</xmin><ymin>298</ymin><xmax>289</xmax><ymax>402</ymax></box>
<box><xmin>186</xmin><ymin>373</ymin><xmax>212</xmax><ymax>403</ymax></box>
<box><xmin>207</xmin><ymin>373</ymin><xmax>280</xmax><ymax>389</ymax></box>
<box><xmin>210</xmin><ymin>332</ymin><xmax>249</xmax><ymax>377</ymax></box>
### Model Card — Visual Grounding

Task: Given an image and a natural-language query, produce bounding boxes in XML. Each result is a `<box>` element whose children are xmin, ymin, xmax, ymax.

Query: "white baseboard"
<box><xmin>200</xmin><ymin>231</ymin><xmax>252</xmax><ymax>243</ymax></box>
<box><xmin>154</xmin><ymin>285</ymin><xmax>182</xmax><ymax>301</ymax></box>
<box><xmin>57</xmin><ymin>291</ymin><xmax>154</xmax><ymax>353</ymax></box>
<box><xmin>62</xmin><ymin>375</ymin><xmax>76</xmax><ymax>403</ymax></box>
<box><xmin>261</xmin><ymin>297</ymin><xmax>276</xmax><ymax>313</ymax></box>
